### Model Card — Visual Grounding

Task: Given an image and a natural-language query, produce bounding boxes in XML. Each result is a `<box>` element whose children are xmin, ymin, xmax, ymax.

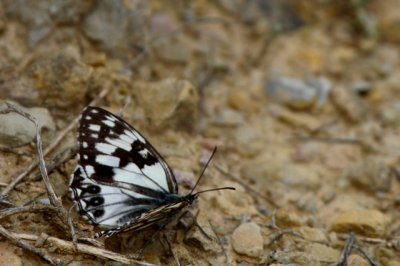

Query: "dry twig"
<box><xmin>208</xmin><ymin>220</ymin><xmax>229</xmax><ymax>263</ymax></box>
<box><xmin>267</xmin><ymin>209</ymin><xmax>304</xmax><ymax>244</ymax></box>
<box><xmin>337</xmin><ymin>232</ymin><xmax>378</xmax><ymax>266</ymax></box>
<box><xmin>2</xmin><ymin>103</ymin><xmax>63</xmax><ymax>210</ymax></box>
<box><xmin>0</xmin><ymin>225</ymin><xmax>61</xmax><ymax>266</ymax></box>
<box><xmin>1</xmin><ymin>87</ymin><xmax>109</xmax><ymax>195</ymax></box>
<box><xmin>0</xmin><ymin>227</ymin><xmax>158</xmax><ymax>266</ymax></box>
<box><xmin>0</xmin><ymin>204</ymin><xmax>56</xmax><ymax>221</ymax></box>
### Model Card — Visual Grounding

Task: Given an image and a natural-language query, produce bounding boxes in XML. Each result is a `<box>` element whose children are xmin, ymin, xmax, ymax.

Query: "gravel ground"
<box><xmin>0</xmin><ymin>1</ymin><xmax>399</xmax><ymax>265</ymax></box>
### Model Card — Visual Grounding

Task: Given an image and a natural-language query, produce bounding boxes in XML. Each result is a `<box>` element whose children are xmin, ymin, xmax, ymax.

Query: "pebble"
<box><xmin>82</xmin><ymin>1</ymin><xmax>148</xmax><ymax>55</ymax></box>
<box><xmin>303</xmin><ymin>243</ymin><xmax>341</xmax><ymax>263</ymax></box>
<box><xmin>27</xmin><ymin>52</ymin><xmax>92</xmax><ymax>109</ymax></box>
<box><xmin>382</xmin><ymin>102</ymin><xmax>400</xmax><ymax>126</ymax></box>
<box><xmin>228</xmin><ymin>89</ymin><xmax>256</xmax><ymax>112</ymax></box>
<box><xmin>212</xmin><ymin>182</ymin><xmax>258</xmax><ymax>217</ymax></box>
<box><xmin>133</xmin><ymin>79</ymin><xmax>199</xmax><ymax>131</ymax></box>
<box><xmin>346</xmin><ymin>254</ymin><xmax>370</xmax><ymax>266</ymax></box>
<box><xmin>297</xmin><ymin>227</ymin><xmax>328</xmax><ymax>243</ymax></box>
<box><xmin>265</xmin><ymin>76</ymin><xmax>332</xmax><ymax>110</ymax></box>
<box><xmin>231</xmin><ymin>222</ymin><xmax>263</xmax><ymax>258</ymax></box>
<box><xmin>213</xmin><ymin>108</ymin><xmax>245</xmax><ymax>127</ymax></box>
<box><xmin>0</xmin><ymin>102</ymin><xmax>55</xmax><ymax>148</ymax></box>
<box><xmin>275</xmin><ymin>207</ymin><xmax>306</xmax><ymax>227</ymax></box>
<box><xmin>345</xmin><ymin>156</ymin><xmax>392</xmax><ymax>192</ymax></box>
<box><xmin>330</xmin><ymin>209</ymin><xmax>389</xmax><ymax>237</ymax></box>
<box><xmin>155</xmin><ymin>37</ymin><xmax>191</xmax><ymax>64</ymax></box>
<box><xmin>268</xmin><ymin>105</ymin><xmax>321</xmax><ymax>131</ymax></box>
<box><xmin>330</xmin><ymin>86</ymin><xmax>366</xmax><ymax>122</ymax></box>
<box><xmin>279</xmin><ymin>164</ymin><xmax>320</xmax><ymax>190</ymax></box>
<box><xmin>352</xmin><ymin>80</ymin><xmax>373</xmax><ymax>97</ymax></box>
<box><xmin>266</xmin><ymin>77</ymin><xmax>317</xmax><ymax>110</ymax></box>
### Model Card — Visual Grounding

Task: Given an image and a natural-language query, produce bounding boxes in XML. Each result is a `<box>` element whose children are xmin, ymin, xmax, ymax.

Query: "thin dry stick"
<box><xmin>337</xmin><ymin>233</ymin><xmax>378</xmax><ymax>266</ymax></box>
<box><xmin>7</xmin><ymin>230</ymin><xmax>158</xmax><ymax>266</ymax></box>
<box><xmin>337</xmin><ymin>232</ymin><xmax>356</xmax><ymax>266</ymax></box>
<box><xmin>0</xmin><ymin>225</ymin><xmax>61</xmax><ymax>266</ymax></box>
<box><xmin>3</xmin><ymin>103</ymin><xmax>62</xmax><ymax>209</ymax></box>
<box><xmin>67</xmin><ymin>203</ymin><xmax>78</xmax><ymax>248</ymax></box>
<box><xmin>116</xmin><ymin>96</ymin><xmax>132</xmax><ymax>118</ymax></box>
<box><xmin>32</xmin><ymin>144</ymin><xmax>79</xmax><ymax>181</ymax></box>
<box><xmin>208</xmin><ymin>220</ymin><xmax>228</xmax><ymax>263</ymax></box>
<box><xmin>267</xmin><ymin>209</ymin><xmax>304</xmax><ymax>243</ymax></box>
<box><xmin>0</xmin><ymin>204</ymin><xmax>57</xmax><ymax>220</ymax></box>
<box><xmin>2</xmin><ymin>87</ymin><xmax>110</xmax><ymax>195</ymax></box>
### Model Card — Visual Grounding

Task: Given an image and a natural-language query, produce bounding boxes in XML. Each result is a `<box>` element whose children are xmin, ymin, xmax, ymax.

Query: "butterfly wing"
<box><xmin>69</xmin><ymin>106</ymin><xmax>178</xmax><ymax>227</ymax></box>
<box><xmin>95</xmin><ymin>200</ymin><xmax>192</xmax><ymax>238</ymax></box>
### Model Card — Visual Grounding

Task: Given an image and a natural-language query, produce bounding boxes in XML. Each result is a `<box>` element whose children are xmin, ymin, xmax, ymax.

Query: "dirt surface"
<box><xmin>0</xmin><ymin>1</ymin><xmax>400</xmax><ymax>265</ymax></box>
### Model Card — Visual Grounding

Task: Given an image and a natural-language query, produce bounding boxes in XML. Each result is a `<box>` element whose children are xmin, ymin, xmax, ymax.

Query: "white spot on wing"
<box><xmin>106</xmin><ymin>115</ymin><xmax>116</xmax><ymax>122</ymax></box>
<box><xmin>91</xmin><ymin>109</ymin><xmax>98</xmax><ymax>113</ymax></box>
<box><xmin>96</xmin><ymin>143</ymin><xmax>117</xmax><ymax>155</ymax></box>
<box><xmin>91</xmin><ymin>133</ymin><xmax>99</xmax><ymax>138</ymax></box>
<box><xmin>89</xmin><ymin>124</ymin><xmax>101</xmax><ymax>131</ymax></box>
<box><xmin>83</xmin><ymin>155</ymin><xmax>88</xmax><ymax>160</ymax></box>
<box><xmin>106</xmin><ymin>137</ymin><xmax>132</xmax><ymax>151</ymax></box>
<box><xmin>85</xmin><ymin>165</ymin><xmax>95</xmax><ymax>176</ymax></box>
<box><xmin>82</xmin><ymin>142</ymin><xmax>88</xmax><ymax>148</ymax></box>
<box><xmin>142</xmin><ymin>163</ymin><xmax>168</xmax><ymax>191</ymax></box>
<box><xmin>96</xmin><ymin>155</ymin><xmax>120</xmax><ymax>167</ymax></box>
<box><xmin>121</xmin><ymin>188</ymin><xmax>150</xmax><ymax>199</ymax></box>
<box><xmin>125</xmin><ymin>129</ymin><xmax>145</xmax><ymax>143</ymax></box>
<box><xmin>124</xmin><ymin>162</ymin><xmax>141</xmax><ymax>174</ymax></box>
<box><xmin>103</xmin><ymin>119</ymin><xmax>115</xmax><ymax>127</ymax></box>
<box><xmin>119</xmin><ymin>134</ymin><xmax>133</xmax><ymax>143</ymax></box>
<box><xmin>113</xmin><ymin>168</ymin><xmax>163</xmax><ymax>191</ymax></box>
<box><xmin>85</xmin><ymin>116</ymin><xmax>91</xmax><ymax>120</ymax></box>
<box><xmin>139</xmin><ymin>149</ymin><xmax>149</xmax><ymax>158</ymax></box>
<box><xmin>124</xmin><ymin>130</ymin><xmax>138</xmax><ymax>140</ymax></box>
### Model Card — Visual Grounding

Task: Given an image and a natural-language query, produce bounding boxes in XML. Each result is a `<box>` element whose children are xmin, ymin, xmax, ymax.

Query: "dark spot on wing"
<box><xmin>90</xmin><ymin>197</ymin><xmax>104</xmax><ymax>206</ymax></box>
<box><xmin>93</xmin><ymin>209</ymin><xmax>105</xmax><ymax>218</ymax></box>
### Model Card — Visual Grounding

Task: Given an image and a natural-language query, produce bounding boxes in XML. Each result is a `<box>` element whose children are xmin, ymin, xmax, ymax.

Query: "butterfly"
<box><xmin>69</xmin><ymin>106</ymin><xmax>234</xmax><ymax>238</ymax></box>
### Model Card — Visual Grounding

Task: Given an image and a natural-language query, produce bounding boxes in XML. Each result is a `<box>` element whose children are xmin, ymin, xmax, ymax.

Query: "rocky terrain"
<box><xmin>0</xmin><ymin>1</ymin><xmax>399</xmax><ymax>265</ymax></box>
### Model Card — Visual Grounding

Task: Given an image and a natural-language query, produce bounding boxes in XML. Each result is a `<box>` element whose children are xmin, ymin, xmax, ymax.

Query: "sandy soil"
<box><xmin>0</xmin><ymin>1</ymin><xmax>399</xmax><ymax>265</ymax></box>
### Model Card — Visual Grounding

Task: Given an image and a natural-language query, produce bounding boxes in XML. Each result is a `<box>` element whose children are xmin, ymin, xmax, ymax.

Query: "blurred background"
<box><xmin>0</xmin><ymin>0</ymin><xmax>399</xmax><ymax>265</ymax></box>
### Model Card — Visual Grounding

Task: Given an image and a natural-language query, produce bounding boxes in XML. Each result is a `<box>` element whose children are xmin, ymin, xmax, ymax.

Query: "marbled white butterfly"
<box><xmin>69</xmin><ymin>106</ymin><xmax>234</xmax><ymax>238</ymax></box>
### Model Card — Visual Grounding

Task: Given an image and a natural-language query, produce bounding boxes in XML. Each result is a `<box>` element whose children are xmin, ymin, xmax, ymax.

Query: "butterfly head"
<box><xmin>164</xmin><ymin>193</ymin><xmax>198</xmax><ymax>204</ymax></box>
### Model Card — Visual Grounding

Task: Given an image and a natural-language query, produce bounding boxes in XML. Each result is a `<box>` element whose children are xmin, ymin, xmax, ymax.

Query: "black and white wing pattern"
<box><xmin>69</xmin><ymin>106</ymin><xmax>190</xmax><ymax>237</ymax></box>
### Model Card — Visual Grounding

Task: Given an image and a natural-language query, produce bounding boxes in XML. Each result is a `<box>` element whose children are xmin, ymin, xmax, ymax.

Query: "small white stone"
<box><xmin>231</xmin><ymin>222</ymin><xmax>263</xmax><ymax>257</ymax></box>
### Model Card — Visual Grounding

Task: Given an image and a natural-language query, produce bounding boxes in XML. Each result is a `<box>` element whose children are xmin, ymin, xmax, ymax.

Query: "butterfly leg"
<box><xmin>136</xmin><ymin>219</ymin><xmax>173</xmax><ymax>259</ymax></box>
<box><xmin>179</xmin><ymin>210</ymin><xmax>212</xmax><ymax>240</ymax></box>
<box><xmin>161</xmin><ymin>232</ymin><xmax>181</xmax><ymax>266</ymax></box>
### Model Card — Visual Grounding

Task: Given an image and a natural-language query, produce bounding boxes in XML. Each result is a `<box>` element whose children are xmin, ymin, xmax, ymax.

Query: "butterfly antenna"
<box><xmin>189</xmin><ymin>147</ymin><xmax>218</xmax><ymax>195</ymax></box>
<box><xmin>194</xmin><ymin>186</ymin><xmax>235</xmax><ymax>196</ymax></box>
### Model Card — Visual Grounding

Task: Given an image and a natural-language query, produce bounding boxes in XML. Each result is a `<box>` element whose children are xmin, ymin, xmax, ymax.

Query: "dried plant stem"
<box><xmin>337</xmin><ymin>232</ymin><xmax>378</xmax><ymax>266</ymax></box>
<box><xmin>2</xmin><ymin>228</ymin><xmax>157</xmax><ymax>266</ymax></box>
<box><xmin>0</xmin><ymin>225</ymin><xmax>61</xmax><ymax>266</ymax></box>
<box><xmin>1</xmin><ymin>87</ymin><xmax>109</xmax><ymax>195</ymax></box>
<box><xmin>2</xmin><ymin>103</ymin><xmax>61</xmax><ymax>209</ymax></box>
<box><xmin>0</xmin><ymin>204</ymin><xmax>57</xmax><ymax>220</ymax></box>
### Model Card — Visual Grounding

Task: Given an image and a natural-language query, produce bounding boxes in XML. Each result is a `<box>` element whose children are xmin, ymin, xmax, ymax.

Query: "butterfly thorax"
<box><xmin>162</xmin><ymin>193</ymin><xmax>198</xmax><ymax>206</ymax></box>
